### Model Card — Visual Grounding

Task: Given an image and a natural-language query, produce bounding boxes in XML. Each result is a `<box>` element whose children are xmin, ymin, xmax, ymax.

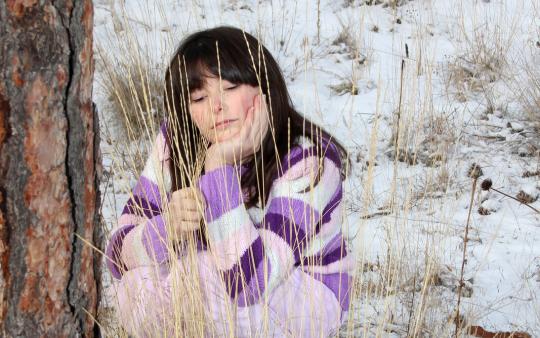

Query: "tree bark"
<box><xmin>0</xmin><ymin>1</ymin><xmax>101</xmax><ymax>336</ymax></box>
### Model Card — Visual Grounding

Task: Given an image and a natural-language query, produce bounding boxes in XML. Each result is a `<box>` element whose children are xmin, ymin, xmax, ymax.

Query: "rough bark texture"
<box><xmin>0</xmin><ymin>1</ymin><xmax>101</xmax><ymax>336</ymax></box>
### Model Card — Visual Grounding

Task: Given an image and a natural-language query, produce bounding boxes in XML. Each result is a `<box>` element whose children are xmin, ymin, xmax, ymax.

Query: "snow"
<box><xmin>93</xmin><ymin>0</ymin><xmax>540</xmax><ymax>335</ymax></box>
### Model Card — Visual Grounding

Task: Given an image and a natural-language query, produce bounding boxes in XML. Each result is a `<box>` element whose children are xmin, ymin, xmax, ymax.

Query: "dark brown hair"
<box><xmin>164</xmin><ymin>26</ymin><xmax>349</xmax><ymax>208</ymax></box>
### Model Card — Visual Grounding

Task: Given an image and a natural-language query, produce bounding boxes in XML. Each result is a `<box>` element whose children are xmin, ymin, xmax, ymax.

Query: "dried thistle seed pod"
<box><xmin>478</xmin><ymin>206</ymin><xmax>491</xmax><ymax>215</ymax></box>
<box><xmin>516</xmin><ymin>190</ymin><xmax>537</xmax><ymax>204</ymax></box>
<box><xmin>467</xmin><ymin>163</ymin><xmax>483</xmax><ymax>179</ymax></box>
<box><xmin>480</xmin><ymin>178</ymin><xmax>492</xmax><ymax>191</ymax></box>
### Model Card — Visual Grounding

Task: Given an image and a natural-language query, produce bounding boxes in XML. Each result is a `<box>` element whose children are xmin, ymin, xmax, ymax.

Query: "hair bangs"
<box><xmin>181</xmin><ymin>37</ymin><xmax>260</xmax><ymax>94</ymax></box>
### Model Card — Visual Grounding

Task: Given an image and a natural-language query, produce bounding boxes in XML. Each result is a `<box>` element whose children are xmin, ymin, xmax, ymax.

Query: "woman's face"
<box><xmin>189</xmin><ymin>76</ymin><xmax>259</xmax><ymax>144</ymax></box>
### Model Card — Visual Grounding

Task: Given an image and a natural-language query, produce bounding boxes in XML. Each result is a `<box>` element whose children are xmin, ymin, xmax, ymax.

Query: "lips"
<box><xmin>214</xmin><ymin>119</ymin><xmax>236</xmax><ymax>129</ymax></box>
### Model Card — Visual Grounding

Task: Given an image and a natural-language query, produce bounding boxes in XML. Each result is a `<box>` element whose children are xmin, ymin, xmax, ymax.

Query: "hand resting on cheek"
<box><xmin>205</xmin><ymin>93</ymin><xmax>269</xmax><ymax>172</ymax></box>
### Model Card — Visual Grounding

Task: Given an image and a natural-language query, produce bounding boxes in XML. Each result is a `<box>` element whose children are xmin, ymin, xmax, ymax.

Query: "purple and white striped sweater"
<box><xmin>106</xmin><ymin>123</ymin><xmax>354</xmax><ymax>334</ymax></box>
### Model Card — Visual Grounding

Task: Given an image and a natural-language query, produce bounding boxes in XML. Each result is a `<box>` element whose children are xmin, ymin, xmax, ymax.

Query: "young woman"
<box><xmin>106</xmin><ymin>26</ymin><xmax>354</xmax><ymax>337</ymax></box>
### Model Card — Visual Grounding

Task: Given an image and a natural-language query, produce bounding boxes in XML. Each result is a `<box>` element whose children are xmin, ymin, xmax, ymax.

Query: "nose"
<box><xmin>209</xmin><ymin>94</ymin><xmax>222</xmax><ymax>114</ymax></box>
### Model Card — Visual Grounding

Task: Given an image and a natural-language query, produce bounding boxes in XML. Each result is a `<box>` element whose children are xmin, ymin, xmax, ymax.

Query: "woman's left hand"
<box><xmin>205</xmin><ymin>93</ymin><xmax>269</xmax><ymax>171</ymax></box>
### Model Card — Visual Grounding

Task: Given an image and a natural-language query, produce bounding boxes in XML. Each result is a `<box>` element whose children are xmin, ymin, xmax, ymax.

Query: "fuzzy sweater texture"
<box><xmin>106</xmin><ymin>122</ymin><xmax>353</xmax><ymax>337</ymax></box>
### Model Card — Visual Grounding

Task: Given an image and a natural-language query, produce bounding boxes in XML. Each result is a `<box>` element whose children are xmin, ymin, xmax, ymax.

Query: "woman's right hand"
<box><xmin>205</xmin><ymin>93</ymin><xmax>269</xmax><ymax>172</ymax></box>
<box><xmin>164</xmin><ymin>187</ymin><xmax>206</xmax><ymax>242</ymax></box>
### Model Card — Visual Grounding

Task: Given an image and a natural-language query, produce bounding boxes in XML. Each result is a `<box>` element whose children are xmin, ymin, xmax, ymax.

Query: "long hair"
<box><xmin>164</xmin><ymin>26</ymin><xmax>349</xmax><ymax>209</ymax></box>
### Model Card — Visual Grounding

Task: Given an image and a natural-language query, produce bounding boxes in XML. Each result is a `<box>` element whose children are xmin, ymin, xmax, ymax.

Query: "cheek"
<box><xmin>239</xmin><ymin>97</ymin><xmax>251</xmax><ymax>119</ymax></box>
<box><xmin>189</xmin><ymin>107</ymin><xmax>206</xmax><ymax>131</ymax></box>
<box><xmin>238</xmin><ymin>89</ymin><xmax>258</xmax><ymax>119</ymax></box>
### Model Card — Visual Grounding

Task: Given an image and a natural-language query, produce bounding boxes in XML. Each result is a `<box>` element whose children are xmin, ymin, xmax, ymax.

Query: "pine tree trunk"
<box><xmin>0</xmin><ymin>1</ymin><xmax>102</xmax><ymax>336</ymax></box>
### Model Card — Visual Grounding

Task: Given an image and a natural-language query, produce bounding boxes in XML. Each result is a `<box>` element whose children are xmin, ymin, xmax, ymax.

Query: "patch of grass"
<box><xmin>387</xmin><ymin>107</ymin><xmax>459</xmax><ymax>169</ymax></box>
<box><xmin>97</xmin><ymin>49</ymin><xmax>164</xmax><ymax>138</ymax></box>
<box><xmin>415</xmin><ymin>166</ymin><xmax>455</xmax><ymax>202</ymax></box>
<box><xmin>332</xmin><ymin>15</ymin><xmax>369</xmax><ymax>62</ymax></box>
<box><xmin>446</xmin><ymin>17</ymin><xmax>516</xmax><ymax>102</ymax></box>
<box><xmin>359</xmin><ymin>0</ymin><xmax>413</xmax><ymax>8</ymax></box>
<box><xmin>515</xmin><ymin>56</ymin><xmax>540</xmax><ymax>150</ymax></box>
<box><xmin>329</xmin><ymin>80</ymin><xmax>360</xmax><ymax>96</ymax></box>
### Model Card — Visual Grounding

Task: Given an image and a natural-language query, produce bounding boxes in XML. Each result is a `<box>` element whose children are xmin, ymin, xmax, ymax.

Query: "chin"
<box><xmin>211</xmin><ymin>129</ymin><xmax>241</xmax><ymax>143</ymax></box>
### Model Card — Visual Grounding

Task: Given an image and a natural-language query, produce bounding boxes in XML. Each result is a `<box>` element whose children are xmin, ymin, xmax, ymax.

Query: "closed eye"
<box><xmin>191</xmin><ymin>96</ymin><xmax>206</xmax><ymax>103</ymax></box>
<box><xmin>225</xmin><ymin>84</ymin><xmax>238</xmax><ymax>90</ymax></box>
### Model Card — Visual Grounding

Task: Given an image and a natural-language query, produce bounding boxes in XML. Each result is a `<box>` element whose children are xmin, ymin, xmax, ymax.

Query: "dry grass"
<box><xmin>513</xmin><ymin>54</ymin><xmax>540</xmax><ymax>155</ymax></box>
<box><xmin>445</xmin><ymin>7</ymin><xmax>518</xmax><ymax>104</ymax></box>
<box><xmin>355</xmin><ymin>0</ymin><xmax>413</xmax><ymax>8</ymax></box>
<box><xmin>332</xmin><ymin>15</ymin><xmax>370</xmax><ymax>64</ymax></box>
<box><xmin>387</xmin><ymin>111</ymin><xmax>458</xmax><ymax>168</ymax></box>
<box><xmin>329</xmin><ymin>80</ymin><xmax>360</xmax><ymax>96</ymax></box>
<box><xmin>387</xmin><ymin>56</ymin><xmax>460</xmax><ymax>172</ymax></box>
<box><xmin>327</xmin><ymin>15</ymin><xmax>373</xmax><ymax>96</ymax></box>
<box><xmin>97</xmin><ymin>47</ymin><xmax>164</xmax><ymax>138</ymax></box>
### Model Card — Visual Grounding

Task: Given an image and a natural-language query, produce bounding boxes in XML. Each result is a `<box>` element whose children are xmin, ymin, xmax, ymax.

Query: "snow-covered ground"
<box><xmin>93</xmin><ymin>0</ymin><xmax>540</xmax><ymax>336</ymax></box>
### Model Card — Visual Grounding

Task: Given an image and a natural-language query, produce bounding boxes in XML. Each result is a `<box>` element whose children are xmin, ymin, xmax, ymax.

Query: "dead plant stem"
<box><xmin>390</xmin><ymin>59</ymin><xmax>406</xmax><ymax>210</ymax></box>
<box><xmin>455</xmin><ymin>176</ymin><xmax>478</xmax><ymax>337</ymax></box>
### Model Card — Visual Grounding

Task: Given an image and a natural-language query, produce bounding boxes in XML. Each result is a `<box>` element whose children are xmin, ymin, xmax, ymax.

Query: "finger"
<box><xmin>260</xmin><ymin>94</ymin><xmax>269</xmax><ymax>131</ymax></box>
<box><xmin>172</xmin><ymin>207</ymin><xmax>201</xmax><ymax>220</ymax></box>
<box><xmin>256</xmin><ymin>95</ymin><xmax>268</xmax><ymax>127</ymax></box>
<box><xmin>172</xmin><ymin>189</ymin><xmax>205</xmax><ymax>207</ymax></box>
<box><xmin>237</xmin><ymin>106</ymin><xmax>256</xmax><ymax>158</ymax></box>
<box><xmin>182</xmin><ymin>211</ymin><xmax>202</xmax><ymax>222</ymax></box>
<box><xmin>252</xmin><ymin>92</ymin><xmax>262</xmax><ymax>113</ymax></box>
<box><xmin>247</xmin><ymin>94</ymin><xmax>261</xmax><ymax>137</ymax></box>
<box><xmin>170</xmin><ymin>188</ymin><xmax>192</xmax><ymax>201</ymax></box>
<box><xmin>253</xmin><ymin>93</ymin><xmax>262</xmax><ymax>121</ymax></box>
<box><xmin>253</xmin><ymin>94</ymin><xmax>268</xmax><ymax>148</ymax></box>
<box><xmin>182</xmin><ymin>221</ymin><xmax>201</xmax><ymax>231</ymax></box>
<box><xmin>169</xmin><ymin>200</ymin><xmax>202</xmax><ymax>214</ymax></box>
<box><xmin>169</xmin><ymin>212</ymin><xmax>202</xmax><ymax>226</ymax></box>
<box><xmin>167</xmin><ymin>194</ymin><xmax>201</xmax><ymax>210</ymax></box>
<box><xmin>241</xmin><ymin>105</ymin><xmax>256</xmax><ymax>137</ymax></box>
<box><xmin>192</xmin><ymin>188</ymin><xmax>206</xmax><ymax>209</ymax></box>
<box><xmin>169</xmin><ymin>208</ymin><xmax>201</xmax><ymax>224</ymax></box>
<box><xmin>184</xmin><ymin>197</ymin><xmax>205</xmax><ymax>212</ymax></box>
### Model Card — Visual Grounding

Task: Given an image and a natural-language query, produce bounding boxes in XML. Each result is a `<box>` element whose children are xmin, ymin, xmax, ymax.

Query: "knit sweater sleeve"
<box><xmin>197</xmin><ymin>139</ymin><xmax>348</xmax><ymax>307</ymax></box>
<box><xmin>106</xmin><ymin>123</ymin><xmax>173</xmax><ymax>279</ymax></box>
